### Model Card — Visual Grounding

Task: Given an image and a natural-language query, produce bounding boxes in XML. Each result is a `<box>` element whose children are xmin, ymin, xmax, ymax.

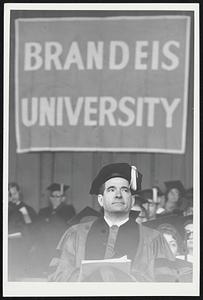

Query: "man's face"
<box><xmin>143</xmin><ymin>201</ymin><xmax>157</xmax><ymax>218</ymax></box>
<box><xmin>167</xmin><ymin>188</ymin><xmax>180</xmax><ymax>202</ymax></box>
<box><xmin>9</xmin><ymin>186</ymin><xmax>20</xmax><ymax>203</ymax></box>
<box><xmin>98</xmin><ymin>177</ymin><xmax>134</xmax><ymax>214</ymax></box>
<box><xmin>49</xmin><ymin>190</ymin><xmax>64</xmax><ymax>209</ymax></box>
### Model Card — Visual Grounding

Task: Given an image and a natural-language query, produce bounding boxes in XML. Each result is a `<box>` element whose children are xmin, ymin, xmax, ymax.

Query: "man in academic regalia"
<box><xmin>48</xmin><ymin>163</ymin><xmax>174</xmax><ymax>282</ymax></box>
<box><xmin>8</xmin><ymin>182</ymin><xmax>37</xmax><ymax>280</ymax></box>
<box><xmin>8</xmin><ymin>182</ymin><xmax>37</xmax><ymax>233</ymax></box>
<box><xmin>29</xmin><ymin>183</ymin><xmax>76</xmax><ymax>277</ymax></box>
<box><xmin>38</xmin><ymin>183</ymin><xmax>75</xmax><ymax>222</ymax></box>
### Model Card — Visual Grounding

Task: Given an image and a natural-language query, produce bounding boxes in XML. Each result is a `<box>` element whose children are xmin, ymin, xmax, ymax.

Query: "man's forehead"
<box><xmin>169</xmin><ymin>188</ymin><xmax>179</xmax><ymax>192</ymax></box>
<box><xmin>105</xmin><ymin>177</ymin><xmax>130</xmax><ymax>187</ymax></box>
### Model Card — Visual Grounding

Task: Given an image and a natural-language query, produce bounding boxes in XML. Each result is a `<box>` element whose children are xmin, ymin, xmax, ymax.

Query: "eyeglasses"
<box><xmin>50</xmin><ymin>195</ymin><xmax>63</xmax><ymax>199</ymax></box>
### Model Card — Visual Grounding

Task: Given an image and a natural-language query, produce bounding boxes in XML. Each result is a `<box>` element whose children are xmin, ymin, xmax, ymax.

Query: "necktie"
<box><xmin>104</xmin><ymin>225</ymin><xmax>119</xmax><ymax>259</ymax></box>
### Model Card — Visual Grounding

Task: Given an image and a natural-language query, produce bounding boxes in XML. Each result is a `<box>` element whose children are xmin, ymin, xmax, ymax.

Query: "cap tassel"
<box><xmin>152</xmin><ymin>187</ymin><xmax>158</xmax><ymax>203</ymax></box>
<box><xmin>130</xmin><ymin>166</ymin><xmax>137</xmax><ymax>191</ymax></box>
<box><xmin>60</xmin><ymin>183</ymin><xmax>64</xmax><ymax>195</ymax></box>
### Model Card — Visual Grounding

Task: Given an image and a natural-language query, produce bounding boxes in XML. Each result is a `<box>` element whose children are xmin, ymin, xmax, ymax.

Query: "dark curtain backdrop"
<box><xmin>8</xmin><ymin>10</ymin><xmax>194</xmax><ymax>213</ymax></box>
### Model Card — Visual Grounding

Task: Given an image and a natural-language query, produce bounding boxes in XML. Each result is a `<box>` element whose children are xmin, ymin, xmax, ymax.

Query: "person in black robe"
<box><xmin>29</xmin><ymin>183</ymin><xmax>76</xmax><ymax>277</ymax></box>
<box><xmin>8</xmin><ymin>182</ymin><xmax>37</xmax><ymax>280</ymax></box>
<box><xmin>8</xmin><ymin>182</ymin><xmax>37</xmax><ymax>232</ymax></box>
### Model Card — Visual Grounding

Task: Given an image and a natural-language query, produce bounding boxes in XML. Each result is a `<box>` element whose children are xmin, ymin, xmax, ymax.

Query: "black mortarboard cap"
<box><xmin>136</xmin><ymin>187</ymin><xmax>163</xmax><ymax>203</ymax></box>
<box><xmin>67</xmin><ymin>206</ymin><xmax>101</xmax><ymax>227</ymax></box>
<box><xmin>133</xmin><ymin>194</ymin><xmax>149</xmax><ymax>204</ymax></box>
<box><xmin>47</xmin><ymin>183</ymin><xmax>69</xmax><ymax>194</ymax></box>
<box><xmin>89</xmin><ymin>163</ymin><xmax>142</xmax><ymax>195</ymax></box>
<box><xmin>164</xmin><ymin>180</ymin><xmax>185</xmax><ymax>195</ymax></box>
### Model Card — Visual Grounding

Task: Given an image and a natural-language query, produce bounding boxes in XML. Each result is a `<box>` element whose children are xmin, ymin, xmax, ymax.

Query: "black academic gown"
<box><xmin>82</xmin><ymin>217</ymin><xmax>140</xmax><ymax>281</ymax></box>
<box><xmin>8</xmin><ymin>201</ymin><xmax>37</xmax><ymax>280</ymax></box>
<box><xmin>85</xmin><ymin>217</ymin><xmax>140</xmax><ymax>260</ymax></box>
<box><xmin>8</xmin><ymin>201</ymin><xmax>37</xmax><ymax>233</ymax></box>
<box><xmin>38</xmin><ymin>203</ymin><xmax>76</xmax><ymax>222</ymax></box>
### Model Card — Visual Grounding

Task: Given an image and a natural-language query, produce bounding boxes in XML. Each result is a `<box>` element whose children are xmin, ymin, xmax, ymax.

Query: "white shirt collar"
<box><xmin>104</xmin><ymin>216</ymin><xmax>129</xmax><ymax>228</ymax></box>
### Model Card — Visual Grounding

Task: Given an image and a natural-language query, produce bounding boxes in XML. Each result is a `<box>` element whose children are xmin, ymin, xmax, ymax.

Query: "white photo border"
<box><xmin>3</xmin><ymin>3</ymin><xmax>200</xmax><ymax>297</ymax></box>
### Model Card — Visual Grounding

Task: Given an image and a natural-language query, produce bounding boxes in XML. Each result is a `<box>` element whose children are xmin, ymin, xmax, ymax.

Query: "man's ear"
<box><xmin>97</xmin><ymin>194</ymin><xmax>104</xmax><ymax>207</ymax></box>
<box><xmin>131</xmin><ymin>195</ymin><xmax>135</xmax><ymax>208</ymax></box>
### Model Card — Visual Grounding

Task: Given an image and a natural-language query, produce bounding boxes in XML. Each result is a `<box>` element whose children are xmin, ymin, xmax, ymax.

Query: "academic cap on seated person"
<box><xmin>89</xmin><ymin>163</ymin><xmax>142</xmax><ymax>195</ymax></box>
<box><xmin>136</xmin><ymin>187</ymin><xmax>164</xmax><ymax>203</ymax></box>
<box><xmin>164</xmin><ymin>180</ymin><xmax>185</xmax><ymax>196</ymax></box>
<box><xmin>47</xmin><ymin>183</ymin><xmax>70</xmax><ymax>194</ymax></box>
<box><xmin>133</xmin><ymin>194</ymin><xmax>149</xmax><ymax>204</ymax></box>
